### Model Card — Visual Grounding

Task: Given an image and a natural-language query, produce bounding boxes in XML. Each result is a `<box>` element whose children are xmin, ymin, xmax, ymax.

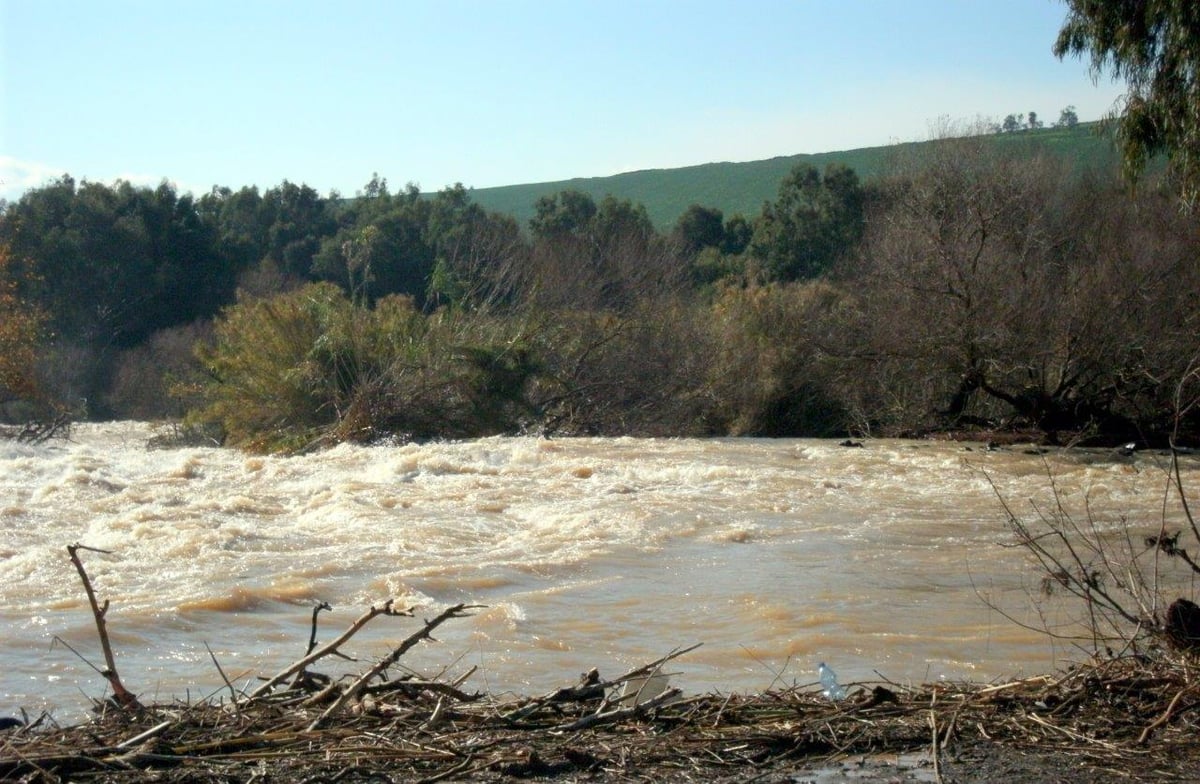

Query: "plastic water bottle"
<box><xmin>818</xmin><ymin>662</ymin><xmax>846</xmax><ymax>701</ymax></box>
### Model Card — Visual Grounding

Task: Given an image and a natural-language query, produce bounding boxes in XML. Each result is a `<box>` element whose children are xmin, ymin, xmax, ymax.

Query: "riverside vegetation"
<box><xmin>1</xmin><ymin>123</ymin><xmax>1198</xmax><ymax>451</ymax></box>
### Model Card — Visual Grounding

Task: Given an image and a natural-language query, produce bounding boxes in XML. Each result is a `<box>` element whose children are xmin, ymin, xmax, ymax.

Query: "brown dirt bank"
<box><xmin>4</xmin><ymin>657</ymin><xmax>1199</xmax><ymax>783</ymax></box>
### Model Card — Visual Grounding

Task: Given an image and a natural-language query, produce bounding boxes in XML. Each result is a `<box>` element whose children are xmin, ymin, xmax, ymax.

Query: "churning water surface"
<box><xmin>1</xmin><ymin>423</ymin><xmax>1195</xmax><ymax>721</ymax></box>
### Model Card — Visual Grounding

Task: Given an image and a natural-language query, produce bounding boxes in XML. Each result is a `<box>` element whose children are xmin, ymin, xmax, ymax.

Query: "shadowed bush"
<box><xmin>701</xmin><ymin>281</ymin><xmax>853</xmax><ymax>437</ymax></box>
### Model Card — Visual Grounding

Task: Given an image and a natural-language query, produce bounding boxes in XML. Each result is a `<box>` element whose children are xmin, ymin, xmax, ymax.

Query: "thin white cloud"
<box><xmin>0</xmin><ymin>157</ymin><xmax>71</xmax><ymax>202</ymax></box>
<box><xmin>0</xmin><ymin>157</ymin><xmax>210</xmax><ymax>204</ymax></box>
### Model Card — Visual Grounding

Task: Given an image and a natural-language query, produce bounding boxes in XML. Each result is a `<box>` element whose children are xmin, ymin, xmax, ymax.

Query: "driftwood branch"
<box><xmin>205</xmin><ymin>642</ymin><xmax>242</xmax><ymax>713</ymax></box>
<box><xmin>503</xmin><ymin>668</ymin><xmax>607</xmax><ymax>722</ymax></box>
<box><xmin>503</xmin><ymin>643</ymin><xmax>701</xmax><ymax>724</ymax></box>
<box><xmin>246</xmin><ymin>600</ymin><xmax>413</xmax><ymax>702</ymax></box>
<box><xmin>66</xmin><ymin>544</ymin><xmax>141</xmax><ymax>710</ymax></box>
<box><xmin>552</xmin><ymin>686</ymin><xmax>683</xmax><ymax>732</ymax></box>
<box><xmin>291</xmin><ymin>601</ymin><xmax>336</xmax><ymax>689</ymax></box>
<box><xmin>606</xmin><ymin>643</ymin><xmax>702</xmax><ymax>692</ymax></box>
<box><xmin>308</xmin><ymin>603</ymin><xmax>479</xmax><ymax>730</ymax></box>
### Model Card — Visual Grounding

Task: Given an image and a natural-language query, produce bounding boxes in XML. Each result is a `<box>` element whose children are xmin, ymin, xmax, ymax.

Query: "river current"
<box><xmin>2</xmin><ymin>422</ymin><xmax>1196</xmax><ymax>721</ymax></box>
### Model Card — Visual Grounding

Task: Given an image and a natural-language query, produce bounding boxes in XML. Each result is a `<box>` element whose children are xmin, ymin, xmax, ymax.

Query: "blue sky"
<box><xmin>1</xmin><ymin>1</ymin><xmax>1126</xmax><ymax>202</ymax></box>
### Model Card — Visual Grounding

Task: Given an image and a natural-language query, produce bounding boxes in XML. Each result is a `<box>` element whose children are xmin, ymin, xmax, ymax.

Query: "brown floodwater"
<box><xmin>2</xmin><ymin>423</ymin><xmax>1196</xmax><ymax>721</ymax></box>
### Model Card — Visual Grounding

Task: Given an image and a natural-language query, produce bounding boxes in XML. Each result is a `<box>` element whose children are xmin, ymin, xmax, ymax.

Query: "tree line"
<box><xmin>0</xmin><ymin>132</ymin><xmax>1197</xmax><ymax>448</ymax></box>
<box><xmin>996</xmin><ymin>106</ymin><xmax>1079</xmax><ymax>133</ymax></box>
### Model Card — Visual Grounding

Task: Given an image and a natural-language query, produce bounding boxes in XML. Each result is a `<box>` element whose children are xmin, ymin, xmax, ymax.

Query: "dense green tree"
<box><xmin>528</xmin><ymin>190</ymin><xmax>598</xmax><ymax>240</ymax></box>
<box><xmin>673</xmin><ymin>204</ymin><xmax>726</xmax><ymax>257</ymax></box>
<box><xmin>359</xmin><ymin>172</ymin><xmax>389</xmax><ymax>199</ymax></box>
<box><xmin>720</xmin><ymin>214</ymin><xmax>753</xmax><ymax>256</ymax></box>
<box><xmin>427</xmin><ymin>183</ymin><xmax>480</xmax><ymax>248</ymax></box>
<box><xmin>592</xmin><ymin>196</ymin><xmax>654</xmax><ymax>243</ymax></box>
<box><xmin>197</xmin><ymin>185</ymin><xmax>271</xmax><ymax>276</ymax></box>
<box><xmin>312</xmin><ymin>182</ymin><xmax>432</xmax><ymax>304</ymax></box>
<box><xmin>311</xmin><ymin>181</ymin><xmax>524</xmax><ymax>310</ymax></box>
<box><xmin>1055</xmin><ymin>0</ymin><xmax>1200</xmax><ymax>206</ymax></box>
<box><xmin>259</xmin><ymin>181</ymin><xmax>335</xmax><ymax>278</ymax></box>
<box><xmin>749</xmin><ymin>164</ymin><xmax>864</xmax><ymax>281</ymax></box>
<box><xmin>0</xmin><ymin>178</ymin><xmax>230</xmax><ymax>350</ymax></box>
<box><xmin>0</xmin><ymin>177</ymin><xmax>244</xmax><ymax>415</ymax></box>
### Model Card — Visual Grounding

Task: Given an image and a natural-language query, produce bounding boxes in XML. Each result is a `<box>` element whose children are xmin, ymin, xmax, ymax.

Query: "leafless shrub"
<box><xmin>429</xmin><ymin>212</ymin><xmax>530</xmax><ymax>312</ymax></box>
<box><xmin>838</xmin><ymin>133</ymin><xmax>1200</xmax><ymax>442</ymax></box>
<box><xmin>527</xmin><ymin>296</ymin><xmax>716</xmax><ymax>436</ymax></box>
<box><xmin>106</xmin><ymin>321</ymin><xmax>213</xmax><ymax>420</ymax></box>
<box><xmin>995</xmin><ymin>364</ymin><xmax>1200</xmax><ymax>660</ymax></box>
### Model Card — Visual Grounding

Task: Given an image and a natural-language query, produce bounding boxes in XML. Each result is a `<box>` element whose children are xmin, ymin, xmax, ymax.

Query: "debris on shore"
<box><xmin>5</xmin><ymin>545</ymin><xmax>1199</xmax><ymax>782</ymax></box>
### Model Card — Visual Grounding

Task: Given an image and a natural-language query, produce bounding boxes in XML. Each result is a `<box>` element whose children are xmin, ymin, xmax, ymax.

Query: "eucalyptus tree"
<box><xmin>1056</xmin><ymin>0</ymin><xmax>1200</xmax><ymax>208</ymax></box>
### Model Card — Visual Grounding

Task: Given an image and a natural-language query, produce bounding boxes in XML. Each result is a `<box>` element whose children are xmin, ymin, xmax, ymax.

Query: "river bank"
<box><xmin>3</xmin><ymin>653</ymin><xmax>1197</xmax><ymax>783</ymax></box>
<box><xmin>4</xmin><ymin>594</ymin><xmax>1197</xmax><ymax>783</ymax></box>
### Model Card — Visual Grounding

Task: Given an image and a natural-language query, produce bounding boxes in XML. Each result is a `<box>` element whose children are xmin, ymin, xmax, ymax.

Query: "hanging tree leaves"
<box><xmin>1054</xmin><ymin>0</ymin><xmax>1200</xmax><ymax>209</ymax></box>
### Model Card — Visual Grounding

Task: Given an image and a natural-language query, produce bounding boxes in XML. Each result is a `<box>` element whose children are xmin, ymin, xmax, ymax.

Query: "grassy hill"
<box><xmin>465</xmin><ymin>123</ymin><xmax>1119</xmax><ymax>230</ymax></box>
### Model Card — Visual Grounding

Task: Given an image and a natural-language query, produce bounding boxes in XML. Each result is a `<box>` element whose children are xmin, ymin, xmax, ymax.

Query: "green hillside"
<box><xmin>466</xmin><ymin>123</ymin><xmax>1119</xmax><ymax>230</ymax></box>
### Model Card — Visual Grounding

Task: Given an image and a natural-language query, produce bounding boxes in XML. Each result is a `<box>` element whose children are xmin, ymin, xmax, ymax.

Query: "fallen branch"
<box><xmin>305</xmin><ymin>601</ymin><xmax>333</xmax><ymax>655</ymax></box>
<box><xmin>552</xmin><ymin>686</ymin><xmax>682</xmax><ymax>731</ymax></box>
<box><xmin>598</xmin><ymin>642</ymin><xmax>701</xmax><ymax>705</ymax></box>
<box><xmin>1137</xmin><ymin>684</ymin><xmax>1200</xmax><ymax>745</ymax></box>
<box><xmin>502</xmin><ymin>643</ymin><xmax>701</xmax><ymax>724</ymax></box>
<box><xmin>66</xmin><ymin>544</ymin><xmax>141</xmax><ymax>710</ymax></box>
<box><xmin>13</xmin><ymin>412</ymin><xmax>72</xmax><ymax>444</ymax></box>
<box><xmin>308</xmin><ymin>603</ymin><xmax>480</xmax><ymax>730</ymax></box>
<box><xmin>204</xmin><ymin>642</ymin><xmax>241</xmax><ymax>713</ymax></box>
<box><xmin>116</xmin><ymin>721</ymin><xmax>172</xmax><ymax>750</ymax></box>
<box><xmin>503</xmin><ymin>668</ymin><xmax>606</xmax><ymax>722</ymax></box>
<box><xmin>245</xmin><ymin>600</ymin><xmax>412</xmax><ymax>701</ymax></box>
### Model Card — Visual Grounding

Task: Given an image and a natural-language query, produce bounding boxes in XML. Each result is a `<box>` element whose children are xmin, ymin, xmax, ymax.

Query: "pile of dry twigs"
<box><xmin>4</xmin><ymin>656</ymin><xmax>1200</xmax><ymax>782</ymax></box>
<box><xmin>4</xmin><ymin>546</ymin><xmax>1200</xmax><ymax>782</ymax></box>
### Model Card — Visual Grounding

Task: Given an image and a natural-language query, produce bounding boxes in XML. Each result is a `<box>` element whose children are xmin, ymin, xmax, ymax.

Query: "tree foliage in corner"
<box><xmin>1055</xmin><ymin>0</ymin><xmax>1200</xmax><ymax>207</ymax></box>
